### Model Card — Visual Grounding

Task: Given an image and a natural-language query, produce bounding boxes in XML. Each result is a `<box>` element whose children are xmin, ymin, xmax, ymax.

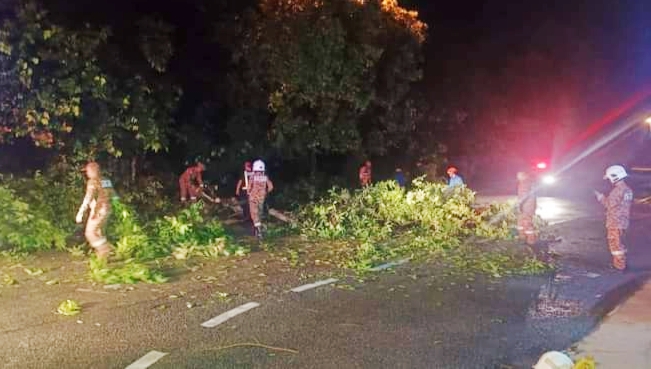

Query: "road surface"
<box><xmin>1</xmin><ymin>195</ymin><xmax>647</xmax><ymax>369</ymax></box>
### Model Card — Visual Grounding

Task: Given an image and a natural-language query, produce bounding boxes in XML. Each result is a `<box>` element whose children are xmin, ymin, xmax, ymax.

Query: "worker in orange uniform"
<box><xmin>235</xmin><ymin>161</ymin><xmax>254</xmax><ymax>220</ymax></box>
<box><xmin>595</xmin><ymin>165</ymin><xmax>633</xmax><ymax>271</ymax></box>
<box><xmin>179</xmin><ymin>161</ymin><xmax>205</xmax><ymax>202</ymax></box>
<box><xmin>359</xmin><ymin>160</ymin><xmax>372</xmax><ymax>187</ymax></box>
<box><xmin>248</xmin><ymin>159</ymin><xmax>274</xmax><ymax>237</ymax></box>
<box><xmin>516</xmin><ymin>169</ymin><xmax>537</xmax><ymax>245</ymax></box>
<box><xmin>75</xmin><ymin>162</ymin><xmax>114</xmax><ymax>259</ymax></box>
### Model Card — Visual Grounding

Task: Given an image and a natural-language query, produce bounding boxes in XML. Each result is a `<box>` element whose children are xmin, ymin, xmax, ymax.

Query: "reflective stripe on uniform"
<box><xmin>90</xmin><ymin>237</ymin><xmax>108</xmax><ymax>248</ymax></box>
<box><xmin>611</xmin><ymin>250</ymin><xmax>626</xmax><ymax>256</ymax></box>
<box><xmin>524</xmin><ymin>230</ymin><xmax>536</xmax><ymax>235</ymax></box>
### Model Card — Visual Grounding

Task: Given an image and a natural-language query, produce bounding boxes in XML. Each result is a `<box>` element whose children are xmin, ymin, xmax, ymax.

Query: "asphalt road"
<box><xmin>1</xmin><ymin>195</ymin><xmax>648</xmax><ymax>369</ymax></box>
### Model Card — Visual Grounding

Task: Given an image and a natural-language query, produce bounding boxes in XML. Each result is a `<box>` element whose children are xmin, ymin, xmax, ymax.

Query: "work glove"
<box><xmin>594</xmin><ymin>190</ymin><xmax>604</xmax><ymax>202</ymax></box>
<box><xmin>75</xmin><ymin>211</ymin><xmax>84</xmax><ymax>224</ymax></box>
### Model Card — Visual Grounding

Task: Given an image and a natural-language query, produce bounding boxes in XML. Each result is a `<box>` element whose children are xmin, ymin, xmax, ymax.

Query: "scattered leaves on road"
<box><xmin>57</xmin><ymin>299</ymin><xmax>81</xmax><ymax>316</ymax></box>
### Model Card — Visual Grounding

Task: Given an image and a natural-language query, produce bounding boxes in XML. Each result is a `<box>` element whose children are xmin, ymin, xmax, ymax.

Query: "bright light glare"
<box><xmin>542</xmin><ymin>175</ymin><xmax>556</xmax><ymax>185</ymax></box>
<box><xmin>645</xmin><ymin>117</ymin><xmax>651</xmax><ymax>124</ymax></box>
<box><xmin>536</xmin><ymin>162</ymin><xmax>547</xmax><ymax>169</ymax></box>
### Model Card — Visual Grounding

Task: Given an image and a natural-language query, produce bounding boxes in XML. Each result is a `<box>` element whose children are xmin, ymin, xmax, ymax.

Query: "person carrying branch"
<box><xmin>179</xmin><ymin>161</ymin><xmax>205</xmax><ymax>203</ymax></box>
<box><xmin>75</xmin><ymin>161</ymin><xmax>114</xmax><ymax>259</ymax></box>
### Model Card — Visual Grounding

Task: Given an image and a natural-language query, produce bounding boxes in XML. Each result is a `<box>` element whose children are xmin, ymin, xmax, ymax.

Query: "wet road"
<box><xmin>475</xmin><ymin>195</ymin><xmax>599</xmax><ymax>225</ymax></box>
<box><xmin>2</xmin><ymin>196</ymin><xmax>648</xmax><ymax>369</ymax></box>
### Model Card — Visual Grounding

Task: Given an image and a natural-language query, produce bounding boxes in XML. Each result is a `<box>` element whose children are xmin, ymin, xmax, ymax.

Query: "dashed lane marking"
<box><xmin>125</xmin><ymin>351</ymin><xmax>168</xmax><ymax>369</ymax></box>
<box><xmin>290</xmin><ymin>278</ymin><xmax>338</xmax><ymax>293</ymax></box>
<box><xmin>369</xmin><ymin>258</ymin><xmax>410</xmax><ymax>272</ymax></box>
<box><xmin>201</xmin><ymin>302</ymin><xmax>261</xmax><ymax>328</ymax></box>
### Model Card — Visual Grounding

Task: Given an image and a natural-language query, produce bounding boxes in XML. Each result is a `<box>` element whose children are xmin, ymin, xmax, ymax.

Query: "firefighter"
<box><xmin>446</xmin><ymin>166</ymin><xmax>464</xmax><ymax>188</ymax></box>
<box><xmin>179</xmin><ymin>161</ymin><xmax>205</xmax><ymax>202</ymax></box>
<box><xmin>359</xmin><ymin>160</ymin><xmax>372</xmax><ymax>187</ymax></box>
<box><xmin>248</xmin><ymin>159</ymin><xmax>274</xmax><ymax>237</ymax></box>
<box><xmin>516</xmin><ymin>170</ymin><xmax>537</xmax><ymax>245</ymax></box>
<box><xmin>595</xmin><ymin>165</ymin><xmax>633</xmax><ymax>271</ymax></box>
<box><xmin>235</xmin><ymin>161</ymin><xmax>253</xmax><ymax>220</ymax></box>
<box><xmin>75</xmin><ymin>162</ymin><xmax>114</xmax><ymax>259</ymax></box>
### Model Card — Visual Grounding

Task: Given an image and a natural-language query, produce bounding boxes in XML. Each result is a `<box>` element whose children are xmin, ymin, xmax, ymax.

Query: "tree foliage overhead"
<box><xmin>0</xmin><ymin>0</ymin><xmax>180</xmax><ymax>158</ymax></box>
<box><xmin>232</xmin><ymin>0</ymin><xmax>427</xmax><ymax>159</ymax></box>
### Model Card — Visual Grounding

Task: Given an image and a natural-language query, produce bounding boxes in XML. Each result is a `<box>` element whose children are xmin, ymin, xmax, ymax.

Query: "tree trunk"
<box><xmin>131</xmin><ymin>156</ymin><xmax>137</xmax><ymax>184</ymax></box>
<box><xmin>309</xmin><ymin>150</ymin><xmax>317</xmax><ymax>201</ymax></box>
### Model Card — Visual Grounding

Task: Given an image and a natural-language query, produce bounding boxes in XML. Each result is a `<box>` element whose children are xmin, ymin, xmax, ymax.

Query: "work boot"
<box><xmin>254</xmin><ymin>225</ymin><xmax>264</xmax><ymax>239</ymax></box>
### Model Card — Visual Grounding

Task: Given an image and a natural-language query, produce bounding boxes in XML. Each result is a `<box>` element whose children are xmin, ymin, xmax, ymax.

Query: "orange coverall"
<box><xmin>179</xmin><ymin>165</ymin><xmax>204</xmax><ymax>201</ymax></box>
<box><xmin>359</xmin><ymin>165</ymin><xmax>372</xmax><ymax>187</ymax></box>
<box><xmin>599</xmin><ymin>181</ymin><xmax>633</xmax><ymax>270</ymax></box>
<box><xmin>81</xmin><ymin>177</ymin><xmax>114</xmax><ymax>257</ymax></box>
<box><xmin>517</xmin><ymin>174</ymin><xmax>537</xmax><ymax>245</ymax></box>
<box><xmin>248</xmin><ymin>172</ymin><xmax>273</xmax><ymax>228</ymax></box>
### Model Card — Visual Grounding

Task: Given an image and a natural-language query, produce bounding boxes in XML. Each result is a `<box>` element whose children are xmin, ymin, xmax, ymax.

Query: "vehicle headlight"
<box><xmin>542</xmin><ymin>175</ymin><xmax>556</xmax><ymax>185</ymax></box>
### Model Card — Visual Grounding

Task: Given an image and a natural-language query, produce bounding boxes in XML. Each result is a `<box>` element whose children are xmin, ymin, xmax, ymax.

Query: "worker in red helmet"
<box><xmin>359</xmin><ymin>160</ymin><xmax>372</xmax><ymax>187</ymax></box>
<box><xmin>75</xmin><ymin>161</ymin><xmax>114</xmax><ymax>259</ymax></box>
<box><xmin>516</xmin><ymin>169</ymin><xmax>537</xmax><ymax>245</ymax></box>
<box><xmin>235</xmin><ymin>161</ymin><xmax>254</xmax><ymax>220</ymax></box>
<box><xmin>179</xmin><ymin>161</ymin><xmax>205</xmax><ymax>202</ymax></box>
<box><xmin>446</xmin><ymin>166</ymin><xmax>464</xmax><ymax>188</ymax></box>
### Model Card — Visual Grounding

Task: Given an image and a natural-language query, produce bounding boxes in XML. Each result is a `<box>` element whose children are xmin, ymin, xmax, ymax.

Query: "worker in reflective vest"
<box><xmin>595</xmin><ymin>165</ymin><xmax>633</xmax><ymax>271</ymax></box>
<box><xmin>76</xmin><ymin>162</ymin><xmax>114</xmax><ymax>259</ymax></box>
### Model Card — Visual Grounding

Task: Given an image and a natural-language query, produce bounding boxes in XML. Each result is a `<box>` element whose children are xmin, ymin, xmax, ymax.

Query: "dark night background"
<box><xmin>2</xmin><ymin>0</ymin><xmax>651</xmax><ymax>193</ymax></box>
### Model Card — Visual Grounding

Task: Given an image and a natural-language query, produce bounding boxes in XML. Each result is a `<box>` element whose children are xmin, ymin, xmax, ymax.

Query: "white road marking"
<box><xmin>125</xmin><ymin>351</ymin><xmax>168</xmax><ymax>369</ymax></box>
<box><xmin>201</xmin><ymin>302</ymin><xmax>261</xmax><ymax>328</ymax></box>
<box><xmin>548</xmin><ymin>216</ymin><xmax>599</xmax><ymax>226</ymax></box>
<box><xmin>369</xmin><ymin>258</ymin><xmax>410</xmax><ymax>272</ymax></box>
<box><xmin>290</xmin><ymin>278</ymin><xmax>338</xmax><ymax>293</ymax></box>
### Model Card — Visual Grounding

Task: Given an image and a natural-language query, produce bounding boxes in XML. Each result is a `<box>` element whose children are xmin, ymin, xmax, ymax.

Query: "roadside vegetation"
<box><xmin>0</xmin><ymin>171</ymin><xmax>551</xmax><ymax>285</ymax></box>
<box><xmin>292</xmin><ymin>179</ymin><xmax>550</xmax><ymax>276</ymax></box>
<box><xmin>0</xmin><ymin>170</ymin><xmax>247</xmax><ymax>284</ymax></box>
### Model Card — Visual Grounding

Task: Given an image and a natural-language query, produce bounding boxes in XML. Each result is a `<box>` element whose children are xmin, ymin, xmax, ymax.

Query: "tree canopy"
<box><xmin>231</xmin><ymin>0</ymin><xmax>426</xmax><ymax>162</ymax></box>
<box><xmin>0</xmin><ymin>0</ymin><xmax>180</xmax><ymax>160</ymax></box>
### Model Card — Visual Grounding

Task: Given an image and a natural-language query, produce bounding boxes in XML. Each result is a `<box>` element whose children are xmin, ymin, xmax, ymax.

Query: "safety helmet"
<box><xmin>533</xmin><ymin>351</ymin><xmax>574</xmax><ymax>369</ymax></box>
<box><xmin>253</xmin><ymin>160</ymin><xmax>265</xmax><ymax>172</ymax></box>
<box><xmin>447</xmin><ymin>166</ymin><xmax>458</xmax><ymax>175</ymax></box>
<box><xmin>604</xmin><ymin>165</ymin><xmax>627</xmax><ymax>183</ymax></box>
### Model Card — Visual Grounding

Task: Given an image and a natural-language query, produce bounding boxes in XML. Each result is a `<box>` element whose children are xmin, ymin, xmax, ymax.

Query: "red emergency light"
<box><xmin>536</xmin><ymin>162</ymin><xmax>547</xmax><ymax>170</ymax></box>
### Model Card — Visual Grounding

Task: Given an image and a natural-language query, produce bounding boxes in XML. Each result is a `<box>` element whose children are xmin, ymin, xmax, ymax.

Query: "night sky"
<box><xmin>39</xmin><ymin>0</ymin><xmax>651</xmax><ymax>104</ymax></box>
<box><xmin>22</xmin><ymin>0</ymin><xmax>651</xmax><ymax>168</ymax></box>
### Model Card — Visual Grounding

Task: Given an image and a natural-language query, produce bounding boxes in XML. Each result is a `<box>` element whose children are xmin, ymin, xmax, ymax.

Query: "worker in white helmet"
<box><xmin>594</xmin><ymin>165</ymin><xmax>633</xmax><ymax>271</ymax></box>
<box><xmin>533</xmin><ymin>351</ymin><xmax>574</xmax><ymax>369</ymax></box>
<box><xmin>248</xmin><ymin>159</ymin><xmax>274</xmax><ymax>238</ymax></box>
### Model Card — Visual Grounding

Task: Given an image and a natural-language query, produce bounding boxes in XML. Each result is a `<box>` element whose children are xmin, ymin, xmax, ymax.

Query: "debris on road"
<box><xmin>57</xmin><ymin>299</ymin><xmax>81</xmax><ymax>316</ymax></box>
